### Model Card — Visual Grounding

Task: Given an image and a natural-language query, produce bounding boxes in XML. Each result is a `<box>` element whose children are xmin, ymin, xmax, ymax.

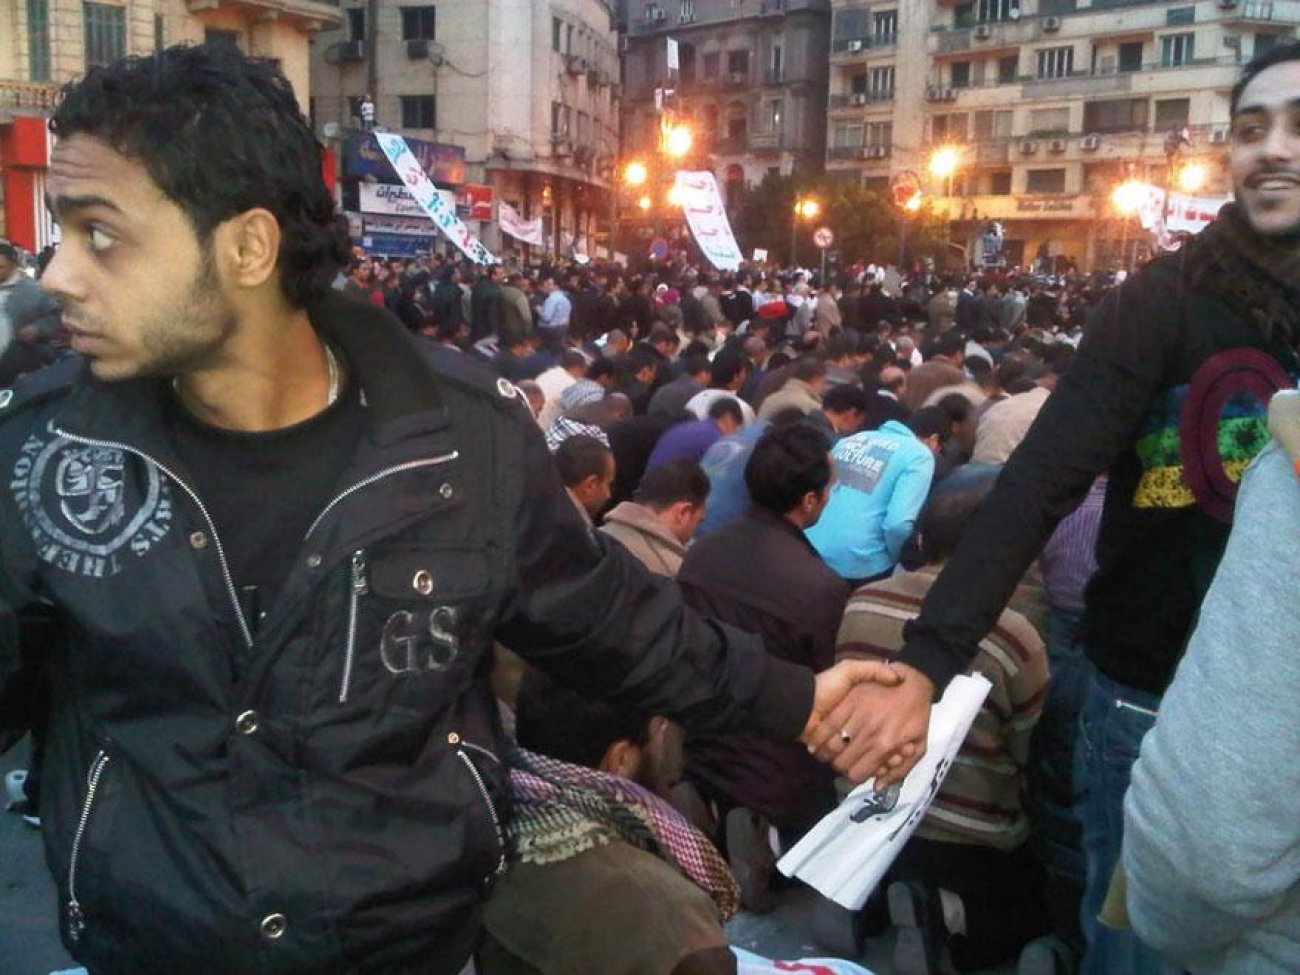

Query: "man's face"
<box><xmin>1230</xmin><ymin>60</ymin><xmax>1300</xmax><ymax>243</ymax></box>
<box><xmin>636</xmin><ymin>717</ymin><xmax>686</xmax><ymax>798</ymax></box>
<box><xmin>42</xmin><ymin>135</ymin><xmax>238</xmax><ymax>382</ymax></box>
<box><xmin>0</xmin><ymin>253</ymin><xmax>16</xmax><ymax>281</ymax></box>
<box><xmin>575</xmin><ymin>453</ymin><xmax>615</xmax><ymax>517</ymax></box>
<box><xmin>829</xmin><ymin>408</ymin><xmax>865</xmax><ymax>435</ymax></box>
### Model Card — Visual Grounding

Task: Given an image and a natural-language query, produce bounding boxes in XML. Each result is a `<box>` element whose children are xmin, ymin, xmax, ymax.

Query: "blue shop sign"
<box><xmin>356</xmin><ymin>231</ymin><xmax>435</xmax><ymax>257</ymax></box>
<box><xmin>344</xmin><ymin>133</ymin><xmax>466</xmax><ymax>185</ymax></box>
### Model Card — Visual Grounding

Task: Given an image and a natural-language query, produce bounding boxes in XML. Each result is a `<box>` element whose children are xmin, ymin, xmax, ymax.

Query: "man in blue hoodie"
<box><xmin>806</xmin><ymin>406</ymin><xmax>948</xmax><ymax>586</ymax></box>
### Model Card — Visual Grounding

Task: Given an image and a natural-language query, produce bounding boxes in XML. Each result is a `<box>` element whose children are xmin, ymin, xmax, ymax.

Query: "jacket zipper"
<box><xmin>455</xmin><ymin>746</ymin><xmax>507</xmax><ymax>877</ymax></box>
<box><xmin>304</xmin><ymin>452</ymin><xmax>460</xmax><ymax>541</ymax></box>
<box><xmin>338</xmin><ymin>549</ymin><xmax>368</xmax><ymax>703</ymax></box>
<box><xmin>53</xmin><ymin>429</ymin><xmax>254</xmax><ymax>649</ymax></box>
<box><xmin>1115</xmin><ymin>698</ymin><xmax>1158</xmax><ymax>719</ymax></box>
<box><xmin>65</xmin><ymin>750</ymin><xmax>110</xmax><ymax>944</ymax></box>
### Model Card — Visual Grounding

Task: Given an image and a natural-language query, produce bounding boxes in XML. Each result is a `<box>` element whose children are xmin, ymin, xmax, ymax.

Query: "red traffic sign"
<box><xmin>813</xmin><ymin>226</ymin><xmax>835</xmax><ymax>249</ymax></box>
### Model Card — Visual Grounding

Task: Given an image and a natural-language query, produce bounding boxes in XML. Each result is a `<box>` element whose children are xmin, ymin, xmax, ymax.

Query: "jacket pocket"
<box><xmin>335</xmin><ymin>544</ymin><xmax>495</xmax><ymax>714</ymax></box>
<box><xmin>451</xmin><ymin>734</ymin><xmax>507</xmax><ymax>881</ymax></box>
<box><xmin>65</xmin><ymin>749</ymin><xmax>110</xmax><ymax>945</ymax></box>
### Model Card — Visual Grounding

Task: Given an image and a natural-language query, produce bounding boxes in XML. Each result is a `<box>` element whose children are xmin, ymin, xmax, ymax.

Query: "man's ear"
<box><xmin>599</xmin><ymin>739</ymin><xmax>642</xmax><ymax>779</ymax></box>
<box><xmin>216</xmin><ymin>208</ymin><xmax>282</xmax><ymax>291</ymax></box>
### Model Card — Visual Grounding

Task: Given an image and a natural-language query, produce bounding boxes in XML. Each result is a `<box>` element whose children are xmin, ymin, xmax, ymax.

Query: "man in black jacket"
<box><xmin>805</xmin><ymin>42</ymin><xmax>1300</xmax><ymax>975</ymax></box>
<box><xmin>0</xmin><ymin>45</ymin><xmax>898</xmax><ymax>975</ymax></box>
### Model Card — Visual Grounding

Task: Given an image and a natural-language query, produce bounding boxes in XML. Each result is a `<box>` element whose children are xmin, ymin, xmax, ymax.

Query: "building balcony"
<box><xmin>830</xmin><ymin>34</ymin><xmax>898</xmax><ymax>59</ymax></box>
<box><xmin>928</xmin><ymin>16</ymin><xmax>1044</xmax><ymax>55</ymax></box>
<box><xmin>829</xmin><ymin>92</ymin><xmax>895</xmax><ymax>110</ymax></box>
<box><xmin>1221</xmin><ymin>0</ymin><xmax>1300</xmax><ymax>24</ymax></box>
<box><xmin>827</xmin><ymin>144</ymin><xmax>891</xmax><ymax>162</ymax></box>
<box><xmin>750</xmin><ymin>130</ymin><xmax>784</xmax><ymax>150</ymax></box>
<box><xmin>712</xmin><ymin>136</ymin><xmax>748</xmax><ymax>155</ymax></box>
<box><xmin>188</xmin><ymin>0</ymin><xmax>342</xmax><ymax>29</ymax></box>
<box><xmin>0</xmin><ymin>80</ymin><xmax>58</xmax><ymax>114</ymax></box>
<box><xmin>628</xmin><ymin>0</ymin><xmax>822</xmax><ymax>34</ymax></box>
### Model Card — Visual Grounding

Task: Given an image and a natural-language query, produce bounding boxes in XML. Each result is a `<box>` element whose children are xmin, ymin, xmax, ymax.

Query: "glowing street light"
<box><xmin>1112</xmin><ymin>180</ymin><xmax>1146</xmax><ymax>215</ymax></box>
<box><xmin>637</xmin><ymin>195</ymin><xmax>652</xmax><ymax>211</ymax></box>
<box><xmin>903</xmin><ymin>193</ymin><xmax>923</xmax><ymax>213</ymax></box>
<box><xmin>666</xmin><ymin>184</ymin><xmax>684</xmax><ymax>207</ymax></box>
<box><xmin>663</xmin><ymin>125</ymin><xmax>694</xmax><ymax>159</ymax></box>
<box><xmin>790</xmin><ymin>197</ymin><xmax>821</xmax><ymax>264</ymax></box>
<box><xmin>1177</xmin><ymin>161</ymin><xmax>1208</xmax><ymax>194</ymax></box>
<box><xmin>928</xmin><ymin>145</ymin><xmax>961</xmax><ymax>198</ymax></box>
<box><xmin>624</xmin><ymin>160</ymin><xmax>649</xmax><ymax>186</ymax></box>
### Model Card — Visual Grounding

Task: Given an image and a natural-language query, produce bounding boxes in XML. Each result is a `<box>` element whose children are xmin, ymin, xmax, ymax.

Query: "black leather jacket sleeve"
<box><xmin>495</xmin><ymin>421</ymin><xmax>815</xmax><ymax>743</ymax></box>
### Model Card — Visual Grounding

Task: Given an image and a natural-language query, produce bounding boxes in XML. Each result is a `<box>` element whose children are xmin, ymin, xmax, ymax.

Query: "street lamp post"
<box><xmin>791</xmin><ymin>197</ymin><xmax>820</xmax><ymax>267</ymax></box>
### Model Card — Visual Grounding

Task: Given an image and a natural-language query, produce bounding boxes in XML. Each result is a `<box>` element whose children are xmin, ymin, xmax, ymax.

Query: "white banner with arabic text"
<box><xmin>674</xmin><ymin>171</ymin><xmax>744</xmax><ymax>271</ymax></box>
<box><xmin>374</xmin><ymin>133</ymin><xmax>498</xmax><ymax>265</ymax></box>
<box><xmin>499</xmin><ymin>201</ymin><xmax>546</xmax><ymax>247</ymax></box>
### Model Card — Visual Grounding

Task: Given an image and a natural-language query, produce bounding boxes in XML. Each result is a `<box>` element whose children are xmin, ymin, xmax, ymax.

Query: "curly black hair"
<box><xmin>50</xmin><ymin>43</ymin><xmax>348</xmax><ymax>308</ymax></box>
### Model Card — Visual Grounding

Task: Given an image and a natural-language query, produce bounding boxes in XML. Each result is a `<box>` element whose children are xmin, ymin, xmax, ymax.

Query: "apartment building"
<box><xmin>0</xmin><ymin>0</ymin><xmax>338</xmax><ymax>251</ymax></box>
<box><xmin>309</xmin><ymin>0</ymin><xmax>620</xmax><ymax>257</ymax></box>
<box><xmin>620</xmin><ymin>0</ymin><xmax>831</xmax><ymax>207</ymax></box>
<box><xmin>828</xmin><ymin>0</ymin><xmax>1298</xmax><ymax>270</ymax></box>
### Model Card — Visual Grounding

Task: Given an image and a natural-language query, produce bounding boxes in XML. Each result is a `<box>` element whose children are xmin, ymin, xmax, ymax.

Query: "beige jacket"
<box><xmin>757</xmin><ymin>378</ymin><xmax>823</xmax><ymax>421</ymax></box>
<box><xmin>599</xmin><ymin>502</ymin><xmax>686</xmax><ymax>577</ymax></box>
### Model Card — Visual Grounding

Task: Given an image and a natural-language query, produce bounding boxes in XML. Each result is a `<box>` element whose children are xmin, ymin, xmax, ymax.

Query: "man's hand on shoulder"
<box><xmin>802</xmin><ymin>662</ymin><xmax>935</xmax><ymax>785</ymax></box>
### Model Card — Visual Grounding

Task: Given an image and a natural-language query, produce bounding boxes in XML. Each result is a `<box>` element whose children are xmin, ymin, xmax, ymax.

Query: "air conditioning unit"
<box><xmin>404</xmin><ymin>38</ymin><xmax>429</xmax><ymax>59</ymax></box>
<box><xmin>1097</xmin><ymin>55</ymin><xmax>1116</xmax><ymax>74</ymax></box>
<box><xmin>728</xmin><ymin>71</ymin><xmax>746</xmax><ymax>84</ymax></box>
<box><xmin>1080</xmin><ymin>133</ymin><xmax>1101</xmax><ymax>150</ymax></box>
<box><xmin>551</xmin><ymin>139</ymin><xmax>572</xmax><ymax>157</ymax></box>
<box><xmin>851</xmin><ymin>93</ymin><xmax>869</xmax><ymax>105</ymax></box>
<box><xmin>926</xmin><ymin>85</ymin><xmax>943</xmax><ymax>101</ymax></box>
<box><xmin>566</xmin><ymin>55</ymin><xmax>587</xmax><ymax>75</ymax></box>
<box><xmin>1042</xmin><ymin>15</ymin><xmax>1062</xmax><ymax>32</ymax></box>
<box><xmin>648</xmin><ymin>8</ymin><xmax>666</xmax><ymax>22</ymax></box>
<box><xmin>1210</xmin><ymin>128</ymin><xmax>1229</xmax><ymax>143</ymax></box>
<box><xmin>847</xmin><ymin>40</ymin><xmax>864</xmax><ymax>52</ymax></box>
<box><xmin>336</xmin><ymin>40</ymin><xmax>365</xmax><ymax>62</ymax></box>
<box><xmin>974</xmin><ymin>23</ymin><xmax>993</xmax><ymax>39</ymax></box>
<box><xmin>868</xmin><ymin>145</ymin><xmax>888</xmax><ymax>159</ymax></box>
<box><xmin>1020</xmin><ymin>139</ymin><xmax>1040</xmax><ymax>154</ymax></box>
<box><xmin>1217</xmin><ymin>0</ymin><xmax>1237</xmax><ymax>8</ymax></box>
<box><xmin>1048</xmin><ymin>137</ymin><xmax>1068</xmax><ymax>153</ymax></box>
<box><xmin>940</xmin><ymin>87</ymin><xmax>957</xmax><ymax>101</ymax></box>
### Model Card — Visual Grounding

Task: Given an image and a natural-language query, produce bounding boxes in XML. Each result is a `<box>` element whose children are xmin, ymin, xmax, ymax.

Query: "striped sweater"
<box><xmin>836</xmin><ymin>566</ymin><xmax>1048</xmax><ymax>851</ymax></box>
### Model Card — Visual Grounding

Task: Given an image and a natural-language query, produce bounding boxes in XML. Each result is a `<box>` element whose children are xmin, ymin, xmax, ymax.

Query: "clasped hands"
<box><xmin>800</xmin><ymin>658</ymin><xmax>936</xmax><ymax>787</ymax></box>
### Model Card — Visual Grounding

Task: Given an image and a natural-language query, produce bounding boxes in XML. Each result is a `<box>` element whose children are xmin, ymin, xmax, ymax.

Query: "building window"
<box><xmin>866</xmin><ymin>120</ymin><xmax>893</xmax><ymax>148</ymax></box>
<box><xmin>551</xmin><ymin>101</ymin><xmax>570</xmax><ymax>139</ymax></box>
<box><xmin>347</xmin><ymin>7</ymin><xmax>364</xmax><ymax>41</ymax></box>
<box><xmin>27</xmin><ymin>0</ymin><xmax>51</xmax><ymax>80</ymax></box>
<box><xmin>1083</xmin><ymin>97</ymin><xmax>1147</xmax><ymax>133</ymax></box>
<box><xmin>1026</xmin><ymin>168</ymin><xmax>1067</xmax><ymax>193</ymax></box>
<box><xmin>83</xmin><ymin>2</ymin><xmax>126</xmax><ymax>68</ymax></box>
<box><xmin>872</xmin><ymin>9</ymin><xmax>897</xmax><ymax>43</ymax></box>
<box><xmin>1036</xmin><ymin>46</ymin><xmax>1074</xmax><ymax>79</ymax></box>
<box><xmin>1154</xmin><ymin>97</ymin><xmax>1190</xmax><ymax>128</ymax></box>
<box><xmin>679</xmin><ymin>0</ymin><xmax>696</xmax><ymax>22</ymax></box>
<box><xmin>770</xmin><ymin>43</ymin><xmax>783</xmax><ymax>80</ymax></box>
<box><xmin>727</xmin><ymin>111</ymin><xmax>748</xmax><ymax>142</ymax></box>
<box><xmin>869</xmin><ymin>65</ymin><xmax>895</xmax><ymax>99</ymax></box>
<box><xmin>153</xmin><ymin>12</ymin><xmax>164</xmax><ymax>51</ymax></box>
<box><xmin>1119</xmin><ymin>41</ymin><xmax>1143</xmax><ymax>71</ymax></box>
<box><xmin>205</xmin><ymin>28</ymin><xmax>240</xmax><ymax>50</ymax></box>
<box><xmin>974</xmin><ymin>109</ymin><xmax>1013</xmax><ymax>139</ymax></box>
<box><xmin>989</xmin><ymin>170</ymin><xmax>1012</xmax><ymax>194</ymax></box>
<box><xmin>1166</xmin><ymin>6</ymin><xmax>1195</xmax><ymax>25</ymax></box>
<box><xmin>833</xmin><ymin>122</ymin><xmax>864</xmax><ymax>148</ymax></box>
<box><xmin>932</xmin><ymin>113</ymin><xmax>968</xmax><ymax>141</ymax></box>
<box><xmin>566</xmin><ymin>24</ymin><xmax>574</xmax><ymax>55</ymax></box>
<box><xmin>400</xmin><ymin>95</ymin><xmax>436</xmax><ymax>129</ymax></box>
<box><xmin>956</xmin><ymin>0</ymin><xmax>1017</xmax><ymax>25</ymax></box>
<box><xmin>997</xmin><ymin>55</ymin><xmax>1018</xmax><ymax>83</ymax></box>
<box><xmin>401</xmin><ymin>6</ymin><xmax>435</xmax><ymax>41</ymax></box>
<box><xmin>1160</xmin><ymin>33</ymin><xmax>1195</xmax><ymax>67</ymax></box>
<box><xmin>951</xmin><ymin>61</ymin><xmax>972</xmax><ymax>88</ymax></box>
<box><xmin>767</xmin><ymin>98</ymin><xmax>783</xmax><ymax>131</ymax></box>
<box><xmin>1028</xmin><ymin>106</ymin><xmax>1070</xmax><ymax>136</ymax></box>
<box><xmin>727</xmin><ymin>50</ymin><xmax>750</xmax><ymax>75</ymax></box>
<box><xmin>702</xmin><ymin>51</ymin><xmax>720</xmax><ymax>77</ymax></box>
<box><xmin>850</xmin><ymin>73</ymin><xmax>868</xmax><ymax>95</ymax></box>
<box><xmin>552</xmin><ymin>16</ymin><xmax>562</xmax><ymax>52</ymax></box>
<box><xmin>1254</xmin><ymin>32</ymin><xmax>1280</xmax><ymax>58</ymax></box>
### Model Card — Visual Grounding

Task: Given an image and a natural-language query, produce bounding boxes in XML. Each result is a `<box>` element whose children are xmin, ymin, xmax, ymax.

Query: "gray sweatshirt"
<box><xmin>1123</xmin><ymin>441</ymin><xmax>1300</xmax><ymax>974</ymax></box>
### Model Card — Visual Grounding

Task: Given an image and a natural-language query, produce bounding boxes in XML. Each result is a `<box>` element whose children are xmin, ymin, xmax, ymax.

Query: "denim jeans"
<box><xmin>1026</xmin><ymin>607</ymin><xmax>1090</xmax><ymax>948</ymax></box>
<box><xmin>1074</xmin><ymin>663</ymin><xmax>1180</xmax><ymax>975</ymax></box>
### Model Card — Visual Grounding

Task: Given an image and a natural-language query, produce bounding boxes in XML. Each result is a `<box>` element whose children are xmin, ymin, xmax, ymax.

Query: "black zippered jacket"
<box><xmin>0</xmin><ymin>295</ymin><xmax>814</xmax><ymax>975</ymax></box>
<box><xmin>900</xmin><ymin>252</ymin><xmax>1300</xmax><ymax>696</ymax></box>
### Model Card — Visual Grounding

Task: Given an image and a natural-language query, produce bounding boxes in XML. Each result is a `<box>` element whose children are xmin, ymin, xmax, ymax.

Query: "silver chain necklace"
<box><xmin>172</xmin><ymin>341</ymin><xmax>342</xmax><ymax>411</ymax></box>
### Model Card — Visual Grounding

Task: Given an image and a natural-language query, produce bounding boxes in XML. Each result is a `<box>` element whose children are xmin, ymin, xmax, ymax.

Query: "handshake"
<box><xmin>799</xmin><ymin>658</ymin><xmax>936</xmax><ymax>788</ymax></box>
